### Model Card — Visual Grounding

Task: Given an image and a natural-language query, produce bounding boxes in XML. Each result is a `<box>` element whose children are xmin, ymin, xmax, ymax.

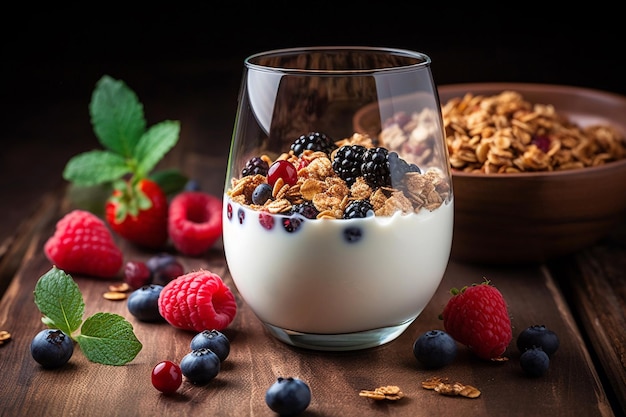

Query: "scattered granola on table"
<box><xmin>436</xmin><ymin>91</ymin><xmax>626</xmax><ymax>173</ymax></box>
<box><xmin>421</xmin><ymin>376</ymin><xmax>481</xmax><ymax>399</ymax></box>
<box><xmin>0</xmin><ymin>330</ymin><xmax>11</xmax><ymax>346</ymax></box>
<box><xmin>359</xmin><ymin>385</ymin><xmax>404</xmax><ymax>401</ymax></box>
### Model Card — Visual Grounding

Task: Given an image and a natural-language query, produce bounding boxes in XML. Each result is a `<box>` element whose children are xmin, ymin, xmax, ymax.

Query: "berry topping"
<box><xmin>146</xmin><ymin>253</ymin><xmax>185</xmax><ymax>286</ymax></box>
<box><xmin>265</xmin><ymin>377</ymin><xmax>312</xmax><ymax>416</ymax></box>
<box><xmin>361</xmin><ymin>146</ymin><xmax>391</xmax><ymax>188</ymax></box>
<box><xmin>242</xmin><ymin>156</ymin><xmax>270</xmax><ymax>177</ymax></box>
<box><xmin>190</xmin><ymin>329</ymin><xmax>231</xmax><ymax>361</ymax></box>
<box><xmin>127</xmin><ymin>284</ymin><xmax>165</xmax><ymax>322</ymax></box>
<box><xmin>412</xmin><ymin>330</ymin><xmax>458</xmax><ymax>369</ymax></box>
<box><xmin>152</xmin><ymin>360</ymin><xmax>183</xmax><ymax>394</ymax></box>
<box><xmin>290</xmin><ymin>201</ymin><xmax>320</xmax><ymax>219</ymax></box>
<box><xmin>180</xmin><ymin>348</ymin><xmax>221</xmax><ymax>385</ymax></box>
<box><xmin>388</xmin><ymin>151</ymin><xmax>421</xmax><ymax>185</ymax></box>
<box><xmin>44</xmin><ymin>209</ymin><xmax>123</xmax><ymax>279</ymax></box>
<box><xmin>290</xmin><ymin>131</ymin><xmax>337</xmax><ymax>157</ymax></box>
<box><xmin>252</xmin><ymin>183</ymin><xmax>273</xmax><ymax>205</ymax></box>
<box><xmin>442</xmin><ymin>281</ymin><xmax>512</xmax><ymax>360</ymax></box>
<box><xmin>30</xmin><ymin>329</ymin><xmax>74</xmax><ymax>368</ymax></box>
<box><xmin>332</xmin><ymin>144</ymin><xmax>367</xmax><ymax>187</ymax></box>
<box><xmin>343</xmin><ymin>200</ymin><xmax>374</xmax><ymax>219</ymax></box>
<box><xmin>158</xmin><ymin>270</ymin><xmax>237</xmax><ymax>332</ymax></box>
<box><xmin>517</xmin><ymin>325</ymin><xmax>559</xmax><ymax>356</ymax></box>
<box><xmin>123</xmin><ymin>260</ymin><xmax>152</xmax><ymax>289</ymax></box>
<box><xmin>520</xmin><ymin>347</ymin><xmax>550</xmax><ymax>377</ymax></box>
<box><xmin>267</xmin><ymin>160</ymin><xmax>298</xmax><ymax>187</ymax></box>
<box><xmin>168</xmin><ymin>191</ymin><xmax>223</xmax><ymax>256</ymax></box>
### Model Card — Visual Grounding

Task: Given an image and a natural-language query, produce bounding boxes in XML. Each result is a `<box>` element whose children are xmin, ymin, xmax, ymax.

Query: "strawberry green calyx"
<box><xmin>109</xmin><ymin>177</ymin><xmax>154</xmax><ymax>222</ymax></box>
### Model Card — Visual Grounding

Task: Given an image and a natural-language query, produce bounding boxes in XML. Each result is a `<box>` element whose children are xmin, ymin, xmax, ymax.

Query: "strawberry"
<box><xmin>441</xmin><ymin>280</ymin><xmax>512</xmax><ymax>360</ymax></box>
<box><xmin>44</xmin><ymin>210</ymin><xmax>123</xmax><ymax>278</ymax></box>
<box><xmin>105</xmin><ymin>178</ymin><xmax>169</xmax><ymax>249</ymax></box>
<box><xmin>158</xmin><ymin>270</ymin><xmax>237</xmax><ymax>332</ymax></box>
<box><xmin>168</xmin><ymin>191</ymin><xmax>223</xmax><ymax>256</ymax></box>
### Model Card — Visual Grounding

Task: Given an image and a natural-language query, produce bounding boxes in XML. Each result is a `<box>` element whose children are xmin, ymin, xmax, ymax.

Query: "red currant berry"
<box><xmin>267</xmin><ymin>160</ymin><xmax>298</xmax><ymax>187</ymax></box>
<box><xmin>151</xmin><ymin>360</ymin><xmax>183</xmax><ymax>394</ymax></box>
<box><xmin>124</xmin><ymin>261</ymin><xmax>152</xmax><ymax>289</ymax></box>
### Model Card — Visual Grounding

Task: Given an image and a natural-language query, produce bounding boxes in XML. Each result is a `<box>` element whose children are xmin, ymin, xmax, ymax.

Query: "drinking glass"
<box><xmin>222</xmin><ymin>47</ymin><xmax>454</xmax><ymax>351</ymax></box>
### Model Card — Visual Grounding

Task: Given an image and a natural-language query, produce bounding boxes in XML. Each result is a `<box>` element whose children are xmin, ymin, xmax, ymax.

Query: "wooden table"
<box><xmin>1</xmin><ymin>69</ymin><xmax>625</xmax><ymax>417</ymax></box>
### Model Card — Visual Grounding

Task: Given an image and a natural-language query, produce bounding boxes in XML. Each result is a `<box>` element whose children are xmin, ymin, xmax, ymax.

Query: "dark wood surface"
<box><xmin>2</xmin><ymin>13</ymin><xmax>626</xmax><ymax>413</ymax></box>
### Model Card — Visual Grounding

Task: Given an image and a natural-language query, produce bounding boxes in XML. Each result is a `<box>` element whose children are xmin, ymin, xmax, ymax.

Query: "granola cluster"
<box><xmin>226</xmin><ymin>133</ymin><xmax>451</xmax><ymax>219</ymax></box>
<box><xmin>439</xmin><ymin>91</ymin><xmax>626</xmax><ymax>173</ymax></box>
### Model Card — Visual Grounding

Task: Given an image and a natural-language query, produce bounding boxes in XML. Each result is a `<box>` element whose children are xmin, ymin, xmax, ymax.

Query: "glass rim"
<box><xmin>244</xmin><ymin>46</ymin><xmax>431</xmax><ymax>75</ymax></box>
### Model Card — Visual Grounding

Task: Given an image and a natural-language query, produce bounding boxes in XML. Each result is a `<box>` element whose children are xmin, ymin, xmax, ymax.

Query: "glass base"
<box><xmin>262</xmin><ymin>319</ymin><xmax>415</xmax><ymax>351</ymax></box>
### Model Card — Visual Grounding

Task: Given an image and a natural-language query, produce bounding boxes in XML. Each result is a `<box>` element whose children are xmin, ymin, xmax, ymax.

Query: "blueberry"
<box><xmin>252</xmin><ymin>183</ymin><xmax>273</xmax><ymax>205</ymax></box>
<box><xmin>520</xmin><ymin>347</ymin><xmax>550</xmax><ymax>377</ymax></box>
<box><xmin>30</xmin><ymin>329</ymin><xmax>74</xmax><ymax>368</ymax></box>
<box><xmin>184</xmin><ymin>179</ymin><xmax>202</xmax><ymax>191</ymax></box>
<box><xmin>517</xmin><ymin>325</ymin><xmax>559</xmax><ymax>356</ymax></box>
<box><xmin>190</xmin><ymin>329</ymin><xmax>230</xmax><ymax>361</ymax></box>
<box><xmin>343</xmin><ymin>226</ymin><xmax>363</xmax><ymax>243</ymax></box>
<box><xmin>265</xmin><ymin>377</ymin><xmax>311</xmax><ymax>416</ymax></box>
<box><xmin>146</xmin><ymin>253</ymin><xmax>184</xmax><ymax>286</ymax></box>
<box><xmin>127</xmin><ymin>284</ymin><xmax>165</xmax><ymax>322</ymax></box>
<box><xmin>180</xmin><ymin>348</ymin><xmax>221</xmax><ymax>385</ymax></box>
<box><xmin>413</xmin><ymin>330</ymin><xmax>457</xmax><ymax>369</ymax></box>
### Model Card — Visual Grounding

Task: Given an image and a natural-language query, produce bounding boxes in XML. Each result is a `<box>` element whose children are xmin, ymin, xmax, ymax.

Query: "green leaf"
<box><xmin>63</xmin><ymin>150</ymin><xmax>131</xmax><ymax>186</ymax></box>
<box><xmin>90</xmin><ymin>75</ymin><xmax>146</xmax><ymax>157</ymax></box>
<box><xmin>150</xmin><ymin>168</ymin><xmax>189</xmax><ymax>196</ymax></box>
<box><xmin>76</xmin><ymin>312</ymin><xmax>143</xmax><ymax>366</ymax></box>
<box><xmin>33</xmin><ymin>267</ymin><xmax>85</xmax><ymax>337</ymax></box>
<box><xmin>134</xmin><ymin>120</ymin><xmax>181</xmax><ymax>177</ymax></box>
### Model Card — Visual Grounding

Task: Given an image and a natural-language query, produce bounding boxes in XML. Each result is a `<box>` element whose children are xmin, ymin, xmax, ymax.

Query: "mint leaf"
<box><xmin>150</xmin><ymin>168</ymin><xmax>189</xmax><ymax>196</ymax></box>
<box><xmin>77</xmin><ymin>312</ymin><xmax>143</xmax><ymax>366</ymax></box>
<box><xmin>63</xmin><ymin>149</ymin><xmax>131</xmax><ymax>186</ymax></box>
<box><xmin>134</xmin><ymin>120</ymin><xmax>181</xmax><ymax>177</ymax></box>
<box><xmin>90</xmin><ymin>75</ymin><xmax>146</xmax><ymax>157</ymax></box>
<box><xmin>33</xmin><ymin>267</ymin><xmax>85</xmax><ymax>337</ymax></box>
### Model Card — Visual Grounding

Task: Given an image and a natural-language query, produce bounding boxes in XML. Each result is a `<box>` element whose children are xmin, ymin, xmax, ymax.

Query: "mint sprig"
<box><xmin>62</xmin><ymin>74</ymin><xmax>186</xmax><ymax>193</ymax></box>
<box><xmin>34</xmin><ymin>267</ymin><xmax>142</xmax><ymax>366</ymax></box>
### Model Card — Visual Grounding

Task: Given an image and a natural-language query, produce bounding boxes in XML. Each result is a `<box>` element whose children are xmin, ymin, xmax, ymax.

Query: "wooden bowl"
<box><xmin>355</xmin><ymin>83</ymin><xmax>626</xmax><ymax>264</ymax></box>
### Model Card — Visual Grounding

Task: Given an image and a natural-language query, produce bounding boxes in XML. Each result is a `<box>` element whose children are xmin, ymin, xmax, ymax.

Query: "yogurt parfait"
<box><xmin>223</xmin><ymin>131</ymin><xmax>454</xmax><ymax>350</ymax></box>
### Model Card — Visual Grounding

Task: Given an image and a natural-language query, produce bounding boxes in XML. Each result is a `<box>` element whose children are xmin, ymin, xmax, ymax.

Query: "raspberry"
<box><xmin>158</xmin><ymin>270</ymin><xmax>237</xmax><ymax>332</ymax></box>
<box><xmin>44</xmin><ymin>210</ymin><xmax>123</xmax><ymax>278</ymax></box>
<box><xmin>441</xmin><ymin>281</ymin><xmax>512</xmax><ymax>360</ymax></box>
<box><xmin>168</xmin><ymin>191</ymin><xmax>223</xmax><ymax>256</ymax></box>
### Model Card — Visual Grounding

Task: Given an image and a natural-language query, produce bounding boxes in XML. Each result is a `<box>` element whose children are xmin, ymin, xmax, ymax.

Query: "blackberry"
<box><xmin>388</xmin><ymin>151</ymin><xmax>421</xmax><ymax>185</ymax></box>
<box><xmin>332</xmin><ymin>144</ymin><xmax>367</xmax><ymax>187</ymax></box>
<box><xmin>290</xmin><ymin>201</ymin><xmax>319</xmax><ymax>219</ymax></box>
<box><xmin>241</xmin><ymin>157</ymin><xmax>269</xmax><ymax>177</ymax></box>
<box><xmin>343</xmin><ymin>200</ymin><xmax>374</xmax><ymax>219</ymax></box>
<box><xmin>290</xmin><ymin>132</ymin><xmax>337</xmax><ymax>157</ymax></box>
<box><xmin>361</xmin><ymin>147</ymin><xmax>391</xmax><ymax>188</ymax></box>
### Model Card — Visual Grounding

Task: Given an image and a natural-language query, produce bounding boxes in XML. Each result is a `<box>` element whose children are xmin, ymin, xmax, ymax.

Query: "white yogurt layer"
<box><xmin>222</xmin><ymin>197</ymin><xmax>454</xmax><ymax>334</ymax></box>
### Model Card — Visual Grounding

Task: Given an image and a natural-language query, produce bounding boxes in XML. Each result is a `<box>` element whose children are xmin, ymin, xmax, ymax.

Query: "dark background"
<box><xmin>1</xmin><ymin>3</ymin><xmax>624</xmax><ymax>221</ymax></box>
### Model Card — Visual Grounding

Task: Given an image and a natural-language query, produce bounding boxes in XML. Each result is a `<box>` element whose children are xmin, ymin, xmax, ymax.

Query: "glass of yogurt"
<box><xmin>223</xmin><ymin>47</ymin><xmax>454</xmax><ymax>351</ymax></box>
